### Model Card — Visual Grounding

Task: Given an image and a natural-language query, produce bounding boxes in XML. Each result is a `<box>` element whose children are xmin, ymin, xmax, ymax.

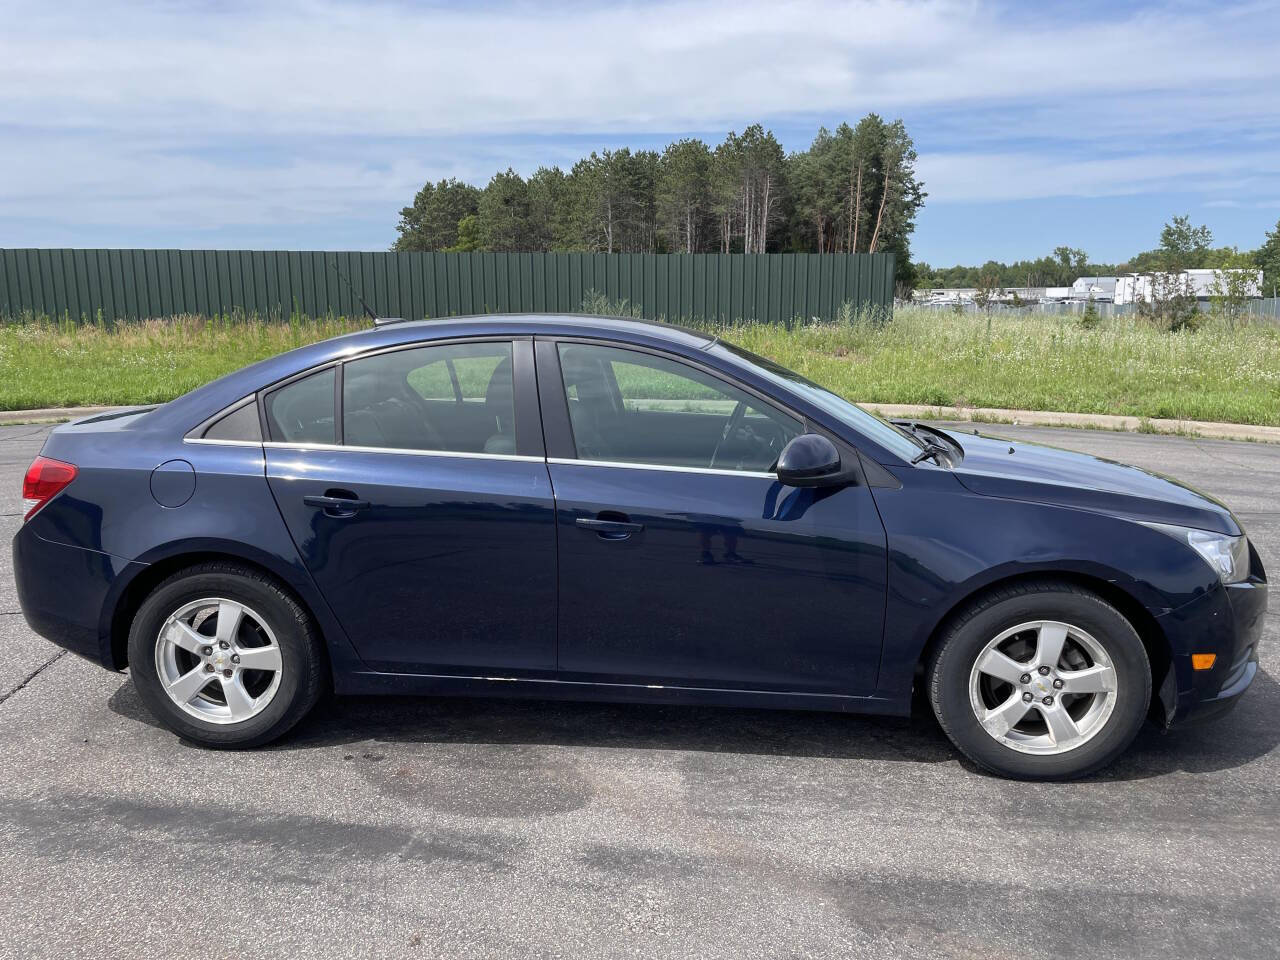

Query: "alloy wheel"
<box><xmin>154</xmin><ymin>597</ymin><xmax>283</xmax><ymax>725</ymax></box>
<box><xmin>968</xmin><ymin>620</ymin><xmax>1118</xmax><ymax>755</ymax></box>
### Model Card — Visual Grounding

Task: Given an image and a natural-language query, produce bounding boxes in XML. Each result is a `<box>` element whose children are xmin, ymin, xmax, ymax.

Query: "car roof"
<box><xmin>343</xmin><ymin>314</ymin><xmax>716</xmax><ymax>352</ymax></box>
<box><xmin>150</xmin><ymin>314</ymin><xmax>717</xmax><ymax>430</ymax></box>
<box><xmin>143</xmin><ymin>312</ymin><xmax>918</xmax><ymax>467</ymax></box>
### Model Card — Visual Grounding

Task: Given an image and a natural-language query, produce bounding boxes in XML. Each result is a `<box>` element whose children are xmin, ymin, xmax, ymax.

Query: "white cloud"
<box><xmin>917</xmin><ymin>148</ymin><xmax>1280</xmax><ymax>203</ymax></box>
<box><xmin>0</xmin><ymin>128</ymin><xmax>556</xmax><ymax>235</ymax></box>
<box><xmin>0</xmin><ymin>0</ymin><xmax>1277</xmax><ymax>244</ymax></box>
<box><xmin>2</xmin><ymin>0</ymin><xmax>1277</xmax><ymax>137</ymax></box>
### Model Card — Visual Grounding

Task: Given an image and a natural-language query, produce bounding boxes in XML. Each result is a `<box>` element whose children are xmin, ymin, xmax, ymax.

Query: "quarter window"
<box><xmin>201</xmin><ymin>401</ymin><xmax>262</xmax><ymax>442</ymax></box>
<box><xmin>556</xmin><ymin>343</ymin><xmax>801</xmax><ymax>472</ymax></box>
<box><xmin>343</xmin><ymin>342</ymin><xmax>515</xmax><ymax>454</ymax></box>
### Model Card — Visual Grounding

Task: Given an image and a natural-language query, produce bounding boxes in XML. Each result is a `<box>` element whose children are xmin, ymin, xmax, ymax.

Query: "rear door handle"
<box><xmin>576</xmin><ymin>517</ymin><xmax>644</xmax><ymax>540</ymax></box>
<box><xmin>303</xmin><ymin>493</ymin><xmax>370</xmax><ymax>517</ymax></box>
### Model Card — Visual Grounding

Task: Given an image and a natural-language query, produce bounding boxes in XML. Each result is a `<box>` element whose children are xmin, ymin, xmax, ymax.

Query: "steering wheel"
<box><xmin>709</xmin><ymin>400</ymin><xmax>748</xmax><ymax>470</ymax></box>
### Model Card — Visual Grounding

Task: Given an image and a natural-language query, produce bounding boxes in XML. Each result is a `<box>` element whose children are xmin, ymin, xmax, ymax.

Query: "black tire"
<box><xmin>926</xmin><ymin>580</ymin><xmax>1150</xmax><ymax>780</ymax></box>
<box><xmin>127</xmin><ymin>562</ymin><xmax>326</xmax><ymax>748</ymax></box>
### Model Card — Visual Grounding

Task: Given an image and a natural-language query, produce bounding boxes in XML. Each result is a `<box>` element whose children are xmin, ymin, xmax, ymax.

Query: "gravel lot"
<box><xmin>1</xmin><ymin>421</ymin><xmax>1276</xmax><ymax>960</ymax></box>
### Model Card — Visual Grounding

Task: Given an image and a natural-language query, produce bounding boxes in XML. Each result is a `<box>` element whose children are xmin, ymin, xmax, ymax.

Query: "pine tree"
<box><xmin>393</xmin><ymin>178</ymin><xmax>481</xmax><ymax>251</ymax></box>
<box><xmin>478</xmin><ymin>169</ymin><xmax>533</xmax><ymax>251</ymax></box>
<box><xmin>657</xmin><ymin>139</ymin><xmax>713</xmax><ymax>253</ymax></box>
<box><xmin>394</xmin><ymin>114</ymin><xmax>927</xmax><ymax>283</ymax></box>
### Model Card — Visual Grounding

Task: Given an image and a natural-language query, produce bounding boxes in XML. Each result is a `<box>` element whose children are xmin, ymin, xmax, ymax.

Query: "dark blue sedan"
<box><xmin>12</xmin><ymin>315</ymin><xmax>1268</xmax><ymax>779</ymax></box>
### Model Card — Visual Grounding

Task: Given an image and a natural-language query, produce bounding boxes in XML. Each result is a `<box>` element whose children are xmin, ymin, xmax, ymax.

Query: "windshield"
<box><xmin>712</xmin><ymin>340</ymin><xmax>924</xmax><ymax>462</ymax></box>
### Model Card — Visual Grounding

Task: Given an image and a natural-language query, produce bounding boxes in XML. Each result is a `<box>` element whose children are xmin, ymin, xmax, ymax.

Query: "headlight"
<box><xmin>1141</xmin><ymin>522</ymin><xmax>1251</xmax><ymax>583</ymax></box>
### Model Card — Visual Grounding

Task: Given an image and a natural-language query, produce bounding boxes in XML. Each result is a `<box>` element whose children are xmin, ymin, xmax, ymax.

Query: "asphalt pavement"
<box><xmin>1</xmin><ymin>421</ymin><xmax>1276</xmax><ymax>959</ymax></box>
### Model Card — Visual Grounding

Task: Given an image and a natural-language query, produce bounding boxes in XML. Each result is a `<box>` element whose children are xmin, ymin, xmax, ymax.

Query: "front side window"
<box><xmin>343</xmin><ymin>341</ymin><xmax>514</xmax><ymax>454</ymax></box>
<box><xmin>264</xmin><ymin>368</ymin><xmax>335</xmax><ymax>444</ymax></box>
<box><xmin>557</xmin><ymin>343</ymin><xmax>801</xmax><ymax>472</ymax></box>
<box><xmin>712</xmin><ymin>340</ymin><xmax>924</xmax><ymax>461</ymax></box>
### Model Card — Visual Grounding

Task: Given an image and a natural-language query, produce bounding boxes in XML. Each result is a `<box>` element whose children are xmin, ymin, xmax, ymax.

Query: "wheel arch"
<box><xmin>911</xmin><ymin>571</ymin><xmax>1172</xmax><ymax>722</ymax></box>
<box><xmin>104</xmin><ymin>541</ymin><xmax>349</xmax><ymax>675</ymax></box>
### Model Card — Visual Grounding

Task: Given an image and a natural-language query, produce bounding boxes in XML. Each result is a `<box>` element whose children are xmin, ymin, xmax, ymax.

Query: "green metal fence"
<box><xmin>0</xmin><ymin>250</ymin><xmax>895</xmax><ymax>325</ymax></box>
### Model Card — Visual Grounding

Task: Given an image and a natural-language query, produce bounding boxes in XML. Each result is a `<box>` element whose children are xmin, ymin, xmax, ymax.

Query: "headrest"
<box><xmin>485</xmin><ymin>355</ymin><xmax>513</xmax><ymax>408</ymax></box>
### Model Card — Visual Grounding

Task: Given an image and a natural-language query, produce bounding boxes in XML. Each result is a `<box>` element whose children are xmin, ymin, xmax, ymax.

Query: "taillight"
<box><xmin>22</xmin><ymin>456</ymin><xmax>78</xmax><ymax>521</ymax></box>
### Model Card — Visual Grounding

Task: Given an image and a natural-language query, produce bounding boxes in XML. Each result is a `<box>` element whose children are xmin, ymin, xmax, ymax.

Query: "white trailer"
<box><xmin>1113</xmin><ymin>270</ymin><xmax>1263</xmax><ymax>305</ymax></box>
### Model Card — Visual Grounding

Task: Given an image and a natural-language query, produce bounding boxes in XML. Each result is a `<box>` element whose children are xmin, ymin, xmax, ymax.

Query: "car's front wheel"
<box><xmin>128</xmin><ymin>562</ymin><xmax>325</xmax><ymax>748</ymax></box>
<box><xmin>927</xmin><ymin>581</ymin><xmax>1151</xmax><ymax>780</ymax></box>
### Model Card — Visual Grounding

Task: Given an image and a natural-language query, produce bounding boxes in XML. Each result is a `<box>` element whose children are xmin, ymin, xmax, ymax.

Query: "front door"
<box><xmin>264</xmin><ymin>338</ymin><xmax>558</xmax><ymax>675</ymax></box>
<box><xmin>542</xmin><ymin>340</ymin><xmax>888</xmax><ymax>696</ymax></box>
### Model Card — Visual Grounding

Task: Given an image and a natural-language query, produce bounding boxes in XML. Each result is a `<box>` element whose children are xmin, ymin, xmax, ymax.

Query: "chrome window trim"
<box><xmin>546</xmin><ymin>335</ymin><xmax>805</xmax><ymax>431</ymax></box>
<box><xmin>257</xmin><ymin>442</ymin><xmax>773</xmax><ymax>475</ymax></box>
<box><xmin>183</xmin><ymin>438</ymin><xmax>265</xmax><ymax>448</ymax></box>
<box><xmin>260</xmin><ymin>441</ymin><xmax>544</xmax><ymax>463</ymax></box>
<box><xmin>547</xmin><ymin>456</ymin><xmax>776</xmax><ymax>480</ymax></box>
<box><xmin>186</xmin><ymin>395</ymin><xmax>263</xmax><ymax>443</ymax></box>
<box><xmin>339</xmin><ymin>334</ymin><xmax>525</xmax><ymax>367</ymax></box>
<box><xmin>546</xmin><ymin>337</ymin><xmax>803</xmax><ymax>473</ymax></box>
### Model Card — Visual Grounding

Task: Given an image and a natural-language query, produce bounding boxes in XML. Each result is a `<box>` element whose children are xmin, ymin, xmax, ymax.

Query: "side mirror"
<box><xmin>776</xmin><ymin>434</ymin><xmax>843</xmax><ymax>487</ymax></box>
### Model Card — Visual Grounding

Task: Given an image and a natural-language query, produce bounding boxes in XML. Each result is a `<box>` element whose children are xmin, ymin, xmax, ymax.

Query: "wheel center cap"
<box><xmin>1032</xmin><ymin>674</ymin><xmax>1054</xmax><ymax>695</ymax></box>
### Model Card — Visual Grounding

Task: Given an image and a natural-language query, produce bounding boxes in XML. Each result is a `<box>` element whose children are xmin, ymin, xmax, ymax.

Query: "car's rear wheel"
<box><xmin>128</xmin><ymin>562</ymin><xmax>325</xmax><ymax>748</ymax></box>
<box><xmin>927</xmin><ymin>581</ymin><xmax>1151</xmax><ymax>780</ymax></box>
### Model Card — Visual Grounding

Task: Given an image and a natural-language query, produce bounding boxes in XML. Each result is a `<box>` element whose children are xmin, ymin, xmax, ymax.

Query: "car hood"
<box><xmin>946</xmin><ymin>431</ymin><xmax>1240</xmax><ymax>536</ymax></box>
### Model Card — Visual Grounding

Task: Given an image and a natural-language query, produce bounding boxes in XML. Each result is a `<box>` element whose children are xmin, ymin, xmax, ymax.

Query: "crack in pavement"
<box><xmin>1186</xmin><ymin>435</ymin><xmax>1277</xmax><ymax>470</ymax></box>
<box><xmin>0</xmin><ymin>649</ymin><xmax>65</xmax><ymax>705</ymax></box>
<box><xmin>0</xmin><ymin>427</ymin><xmax>53</xmax><ymax>442</ymax></box>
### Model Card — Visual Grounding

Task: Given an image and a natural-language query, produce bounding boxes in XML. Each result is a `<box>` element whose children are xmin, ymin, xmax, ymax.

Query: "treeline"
<box><xmin>914</xmin><ymin>247</ymin><xmax>1116</xmax><ymax>290</ymax></box>
<box><xmin>916</xmin><ymin>216</ymin><xmax>1280</xmax><ymax>292</ymax></box>
<box><xmin>393</xmin><ymin>116</ymin><xmax>925</xmax><ymax>286</ymax></box>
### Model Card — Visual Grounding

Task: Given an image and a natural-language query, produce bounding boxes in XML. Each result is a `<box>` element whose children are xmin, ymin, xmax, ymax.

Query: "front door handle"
<box><xmin>576</xmin><ymin>516</ymin><xmax>644</xmax><ymax>540</ymax></box>
<box><xmin>303</xmin><ymin>492</ymin><xmax>370</xmax><ymax>517</ymax></box>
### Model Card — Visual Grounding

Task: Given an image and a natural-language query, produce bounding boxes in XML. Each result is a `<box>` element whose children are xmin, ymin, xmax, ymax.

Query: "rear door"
<box><xmin>263</xmin><ymin>337</ymin><xmax>558</xmax><ymax>675</ymax></box>
<box><xmin>538</xmin><ymin>339</ymin><xmax>889</xmax><ymax>696</ymax></box>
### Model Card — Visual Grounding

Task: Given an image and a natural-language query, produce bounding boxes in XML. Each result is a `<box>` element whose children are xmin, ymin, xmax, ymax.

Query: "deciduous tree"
<box><xmin>1157</xmin><ymin>215</ymin><xmax>1213</xmax><ymax>270</ymax></box>
<box><xmin>1256</xmin><ymin>218</ymin><xmax>1280</xmax><ymax>295</ymax></box>
<box><xmin>1208</xmin><ymin>249</ymin><xmax>1261</xmax><ymax>325</ymax></box>
<box><xmin>446</xmin><ymin>215</ymin><xmax>482</xmax><ymax>252</ymax></box>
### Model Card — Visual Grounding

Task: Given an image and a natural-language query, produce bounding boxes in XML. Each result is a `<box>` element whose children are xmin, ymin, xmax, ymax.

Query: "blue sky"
<box><xmin>1</xmin><ymin>0</ymin><xmax>1277</xmax><ymax>266</ymax></box>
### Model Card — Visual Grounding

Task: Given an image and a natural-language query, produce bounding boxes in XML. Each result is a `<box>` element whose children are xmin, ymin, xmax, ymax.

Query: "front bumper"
<box><xmin>1157</xmin><ymin>552</ymin><xmax>1267</xmax><ymax>728</ymax></box>
<box><xmin>12</xmin><ymin>523</ymin><xmax>143</xmax><ymax>670</ymax></box>
<box><xmin>1172</xmin><ymin>658</ymin><xmax>1257</xmax><ymax>727</ymax></box>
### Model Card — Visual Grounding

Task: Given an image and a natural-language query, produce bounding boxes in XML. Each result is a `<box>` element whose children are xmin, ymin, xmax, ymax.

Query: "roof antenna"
<box><xmin>329</xmin><ymin>261</ymin><xmax>403</xmax><ymax>326</ymax></box>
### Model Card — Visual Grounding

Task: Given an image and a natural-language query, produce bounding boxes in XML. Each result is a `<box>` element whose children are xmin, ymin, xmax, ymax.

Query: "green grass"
<box><xmin>723</xmin><ymin>309</ymin><xmax>1280</xmax><ymax>426</ymax></box>
<box><xmin>0</xmin><ymin>314</ymin><xmax>366</xmax><ymax>410</ymax></box>
<box><xmin>1</xmin><ymin>309</ymin><xmax>1278</xmax><ymax>426</ymax></box>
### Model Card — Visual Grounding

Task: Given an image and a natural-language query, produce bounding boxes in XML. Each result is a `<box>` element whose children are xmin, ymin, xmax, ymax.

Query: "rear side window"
<box><xmin>201</xmin><ymin>402</ymin><xmax>262</xmax><ymax>442</ymax></box>
<box><xmin>343</xmin><ymin>342</ymin><xmax>514</xmax><ymax>453</ymax></box>
<box><xmin>264</xmin><ymin>368</ymin><xmax>336</xmax><ymax>444</ymax></box>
